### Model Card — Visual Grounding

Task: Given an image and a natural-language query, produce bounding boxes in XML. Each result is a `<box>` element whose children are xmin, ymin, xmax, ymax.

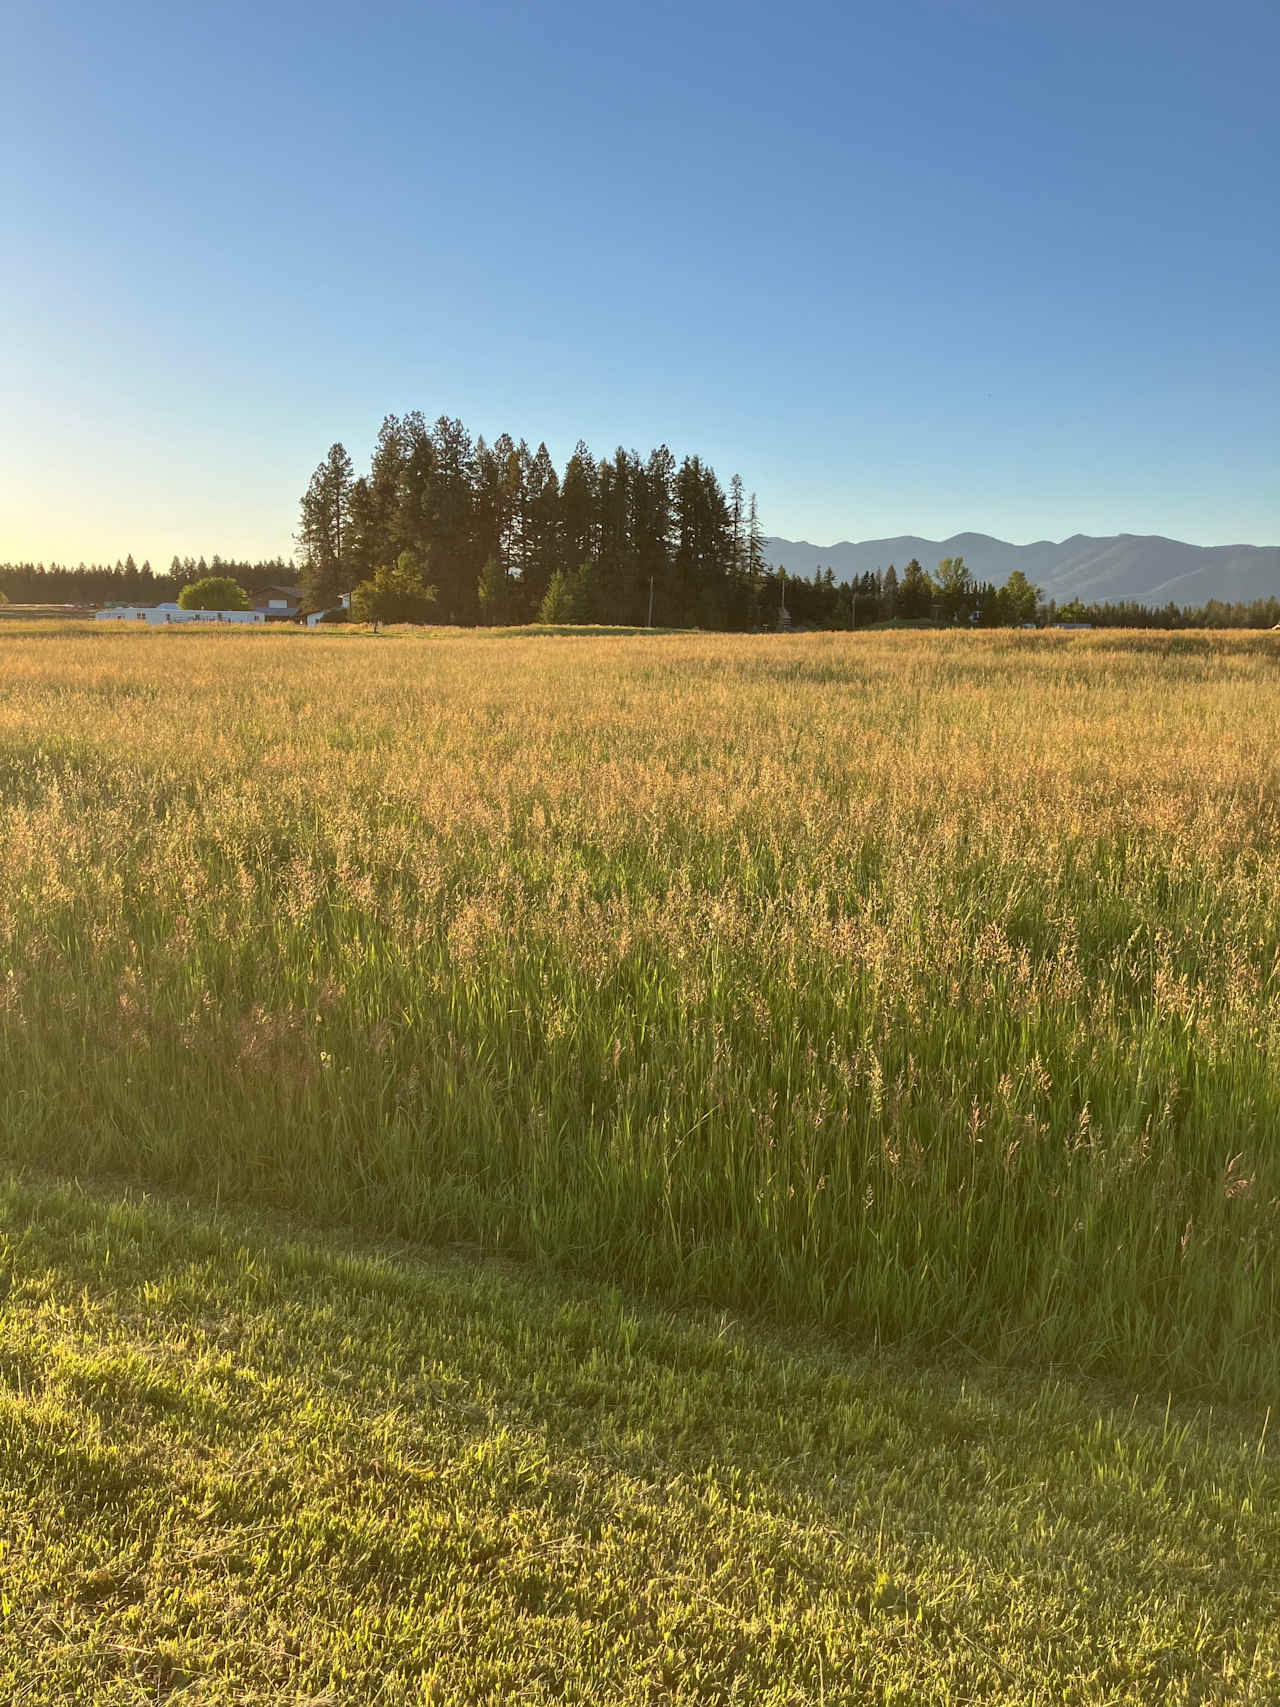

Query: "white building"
<box><xmin>96</xmin><ymin>603</ymin><xmax>266</xmax><ymax>625</ymax></box>
<box><xmin>252</xmin><ymin>585</ymin><xmax>304</xmax><ymax>619</ymax></box>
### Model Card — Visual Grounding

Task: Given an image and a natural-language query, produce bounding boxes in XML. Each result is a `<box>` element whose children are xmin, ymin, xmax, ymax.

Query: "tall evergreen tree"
<box><xmin>882</xmin><ymin>563</ymin><xmax>898</xmax><ymax>619</ymax></box>
<box><xmin>472</xmin><ymin>436</ymin><xmax>504</xmax><ymax>571</ymax></box>
<box><xmin>729</xmin><ymin>474</ymin><xmax>745</xmax><ymax>578</ymax></box>
<box><xmin>637</xmin><ymin>446</ymin><xmax>676</xmax><ymax>626</ymax></box>
<box><xmin>345</xmin><ymin>477</ymin><xmax>378</xmax><ymax>585</ymax></box>
<box><xmin>298</xmin><ymin>442</ymin><xmax>354</xmax><ymax>610</ymax></box>
<box><xmin>746</xmin><ymin>494</ymin><xmax>767</xmax><ymax>577</ymax></box>
<box><xmin>559</xmin><ymin>442</ymin><xmax>598</xmax><ymax>578</ymax></box>
<box><xmin>520</xmin><ymin>442</ymin><xmax>561</xmax><ymax>618</ymax></box>
<box><xmin>674</xmin><ymin>456</ymin><xmax>731</xmax><ymax>626</ymax></box>
<box><xmin>395</xmin><ymin>412</ymin><xmax>437</xmax><ymax>569</ymax></box>
<box><xmin>428</xmin><ymin>416</ymin><xmax>477</xmax><ymax>622</ymax></box>
<box><xmin>897</xmin><ymin>557</ymin><xmax>934</xmax><ymax>620</ymax></box>
<box><xmin>594</xmin><ymin>449</ymin><xmax>642</xmax><ymax>622</ymax></box>
<box><xmin>350</xmin><ymin>413</ymin><xmax>411</xmax><ymax>576</ymax></box>
<box><xmin>472</xmin><ymin>433</ymin><xmax>523</xmax><ymax>586</ymax></box>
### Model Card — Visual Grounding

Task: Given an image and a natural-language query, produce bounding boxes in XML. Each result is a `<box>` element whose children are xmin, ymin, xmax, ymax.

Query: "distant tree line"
<box><xmin>782</xmin><ymin>562</ymin><xmax>1280</xmax><ymax>631</ymax></box>
<box><xmin>0</xmin><ymin>556</ymin><xmax>295</xmax><ymax>605</ymax></box>
<box><xmin>1042</xmin><ymin>595</ymin><xmax>1280</xmax><ymax>629</ymax></box>
<box><xmin>783</xmin><ymin>558</ymin><xmax>1042</xmax><ymax>628</ymax></box>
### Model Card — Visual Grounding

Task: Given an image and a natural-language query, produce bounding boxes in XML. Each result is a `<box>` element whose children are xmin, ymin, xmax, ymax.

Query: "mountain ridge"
<box><xmin>763</xmin><ymin>532</ymin><xmax>1280</xmax><ymax>606</ymax></box>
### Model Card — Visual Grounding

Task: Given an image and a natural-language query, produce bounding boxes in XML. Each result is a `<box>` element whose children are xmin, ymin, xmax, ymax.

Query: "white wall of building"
<box><xmin>96</xmin><ymin>604</ymin><xmax>266</xmax><ymax>624</ymax></box>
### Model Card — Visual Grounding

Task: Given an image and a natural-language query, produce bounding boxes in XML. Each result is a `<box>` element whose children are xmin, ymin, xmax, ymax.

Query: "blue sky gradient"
<box><xmin>5</xmin><ymin>0</ymin><xmax>1277</xmax><ymax>563</ymax></box>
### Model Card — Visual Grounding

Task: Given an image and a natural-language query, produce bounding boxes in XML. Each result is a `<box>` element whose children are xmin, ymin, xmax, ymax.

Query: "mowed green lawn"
<box><xmin>1</xmin><ymin>1174</ymin><xmax>1275</xmax><ymax>1705</ymax></box>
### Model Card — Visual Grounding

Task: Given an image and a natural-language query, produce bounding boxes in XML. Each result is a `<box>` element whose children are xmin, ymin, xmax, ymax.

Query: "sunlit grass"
<box><xmin>1</xmin><ymin>623</ymin><xmax>1277</xmax><ymax>1395</ymax></box>
<box><xmin>1</xmin><ymin>1175</ymin><xmax>1275</xmax><ymax>1704</ymax></box>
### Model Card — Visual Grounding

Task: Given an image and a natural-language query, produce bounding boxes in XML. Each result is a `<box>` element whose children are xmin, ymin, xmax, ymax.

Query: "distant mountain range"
<box><xmin>763</xmin><ymin>532</ymin><xmax>1280</xmax><ymax>607</ymax></box>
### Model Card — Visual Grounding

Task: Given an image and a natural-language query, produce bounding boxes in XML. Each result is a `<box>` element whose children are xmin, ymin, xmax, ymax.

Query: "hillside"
<box><xmin>764</xmin><ymin>531</ymin><xmax>1280</xmax><ymax>605</ymax></box>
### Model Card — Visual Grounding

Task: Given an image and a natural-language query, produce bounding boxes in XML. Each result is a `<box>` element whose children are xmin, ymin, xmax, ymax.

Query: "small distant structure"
<box><xmin>95</xmin><ymin>603</ymin><xmax>265</xmax><ymax>625</ymax></box>
<box><xmin>252</xmin><ymin>585</ymin><xmax>304</xmax><ymax>619</ymax></box>
<box><xmin>306</xmin><ymin>593</ymin><xmax>352</xmax><ymax>627</ymax></box>
<box><xmin>1052</xmin><ymin>622</ymin><xmax>1093</xmax><ymax>631</ymax></box>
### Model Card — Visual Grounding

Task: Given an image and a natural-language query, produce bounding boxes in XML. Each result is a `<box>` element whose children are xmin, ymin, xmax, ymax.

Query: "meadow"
<box><xmin>0</xmin><ymin>624</ymin><xmax>1278</xmax><ymax>1399</ymax></box>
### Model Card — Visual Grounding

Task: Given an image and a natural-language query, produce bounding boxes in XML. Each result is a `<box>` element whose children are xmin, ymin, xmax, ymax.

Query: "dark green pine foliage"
<box><xmin>637</xmin><ymin>446</ymin><xmax>676</xmax><ymax>626</ymax></box>
<box><xmin>897</xmin><ymin>558</ymin><xmax>934</xmax><ymax>620</ymax></box>
<box><xmin>728</xmin><ymin>475</ymin><xmax>745</xmax><ymax>580</ymax></box>
<box><xmin>427</xmin><ymin>417</ymin><xmax>479</xmax><ymax>624</ymax></box>
<box><xmin>472</xmin><ymin>433</ymin><xmax>523</xmax><ymax>590</ymax></box>
<box><xmin>882</xmin><ymin>563</ymin><xmax>899</xmax><ymax>619</ymax></box>
<box><xmin>742</xmin><ymin>492</ymin><xmax>768</xmax><ymax>628</ymax></box>
<box><xmin>472</xmin><ymin>437</ymin><xmax>505</xmax><ymax>580</ymax></box>
<box><xmin>298</xmin><ymin>442</ymin><xmax>354</xmax><ymax>611</ymax></box>
<box><xmin>519</xmin><ymin>443</ymin><xmax>561</xmax><ymax>619</ymax></box>
<box><xmin>594</xmin><ymin>450</ymin><xmax>641</xmax><ymax>623</ymax></box>
<box><xmin>559</xmin><ymin>442</ymin><xmax>598</xmax><ymax>587</ymax></box>
<box><xmin>674</xmin><ymin>456</ymin><xmax>733</xmax><ymax>627</ymax></box>
<box><xmin>394</xmin><ymin>414</ymin><xmax>438</xmax><ymax>576</ymax></box>
<box><xmin>349</xmin><ymin>413</ymin><xmax>413</xmax><ymax>580</ymax></box>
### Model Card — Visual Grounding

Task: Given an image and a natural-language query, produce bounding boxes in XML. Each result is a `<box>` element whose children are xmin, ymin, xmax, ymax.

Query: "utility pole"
<box><xmin>648</xmin><ymin>576</ymin><xmax>654</xmax><ymax>627</ymax></box>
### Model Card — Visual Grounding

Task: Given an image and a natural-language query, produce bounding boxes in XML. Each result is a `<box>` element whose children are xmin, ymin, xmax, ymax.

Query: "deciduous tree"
<box><xmin>178</xmin><ymin>575</ymin><xmax>250</xmax><ymax>611</ymax></box>
<box><xmin>935</xmin><ymin>556</ymin><xmax>974</xmax><ymax>623</ymax></box>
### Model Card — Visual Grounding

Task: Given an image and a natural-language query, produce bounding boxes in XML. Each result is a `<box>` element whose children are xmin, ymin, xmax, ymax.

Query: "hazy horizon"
<box><xmin>7</xmin><ymin>519</ymin><xmax>1279</xmax><ymax>574</ymax></box>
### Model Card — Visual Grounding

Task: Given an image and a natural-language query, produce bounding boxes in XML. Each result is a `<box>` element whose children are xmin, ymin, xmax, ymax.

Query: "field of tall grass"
<box><xmin>1</xmin><ymin>624</ymin><xmax>1276</xmax><ymax>1397</ymax></box>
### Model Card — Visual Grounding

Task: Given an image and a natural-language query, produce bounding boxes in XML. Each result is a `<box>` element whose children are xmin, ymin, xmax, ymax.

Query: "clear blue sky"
<box><xmin>5</xmin><ymin>0</ymin><xmax>1277</xmax><ymax>564</ymax></box>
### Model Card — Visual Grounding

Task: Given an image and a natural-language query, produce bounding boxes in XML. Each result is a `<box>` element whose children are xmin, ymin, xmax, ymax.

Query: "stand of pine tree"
<box><xmin>296</xmin><ymin>415</ymin><xmax>776</xmax><ymax>629</ymax></box>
